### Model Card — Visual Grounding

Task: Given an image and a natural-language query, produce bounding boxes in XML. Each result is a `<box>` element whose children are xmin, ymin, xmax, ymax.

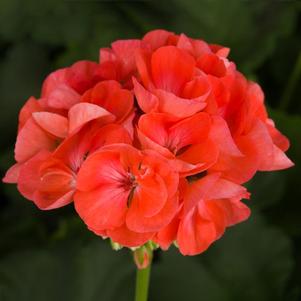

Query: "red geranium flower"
<box><xmin>3</xmin><ymin>29</ymin><xmax>294</xmax><ymax>259</ymax></box>
<box><xmin>74</xmin><ymin>144</ymin><xmax>179</xmax><ymax>247</ymax></box>
<box><xmin>134</xmin><ymin>45</ymin><xmax>211</xmax><ymax>118</ymax></box>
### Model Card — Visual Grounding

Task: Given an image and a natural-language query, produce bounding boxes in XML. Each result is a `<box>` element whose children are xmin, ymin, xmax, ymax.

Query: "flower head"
<box><xmin>3</xmin><ymin>29</ymin><xmax>293</xmax><ymax>255</ymax></box>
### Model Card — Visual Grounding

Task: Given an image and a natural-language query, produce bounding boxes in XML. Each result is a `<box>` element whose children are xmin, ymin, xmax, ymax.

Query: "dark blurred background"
<box><xmin>0</xmin><ymin>0</ymin><xmax>301</xmax><ymax>300</ymax></box>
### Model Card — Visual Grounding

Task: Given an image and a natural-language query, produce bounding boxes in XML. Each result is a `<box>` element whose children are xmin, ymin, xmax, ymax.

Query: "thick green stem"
<box><xmin>279</xmin><ymin>51</ymin><xmax>301</xmax><ymax>111</ymax></box>
<box><xmin>134</xmin><ymin>262</ymin><xmax>152</xmax><ymax>301</ymax></box>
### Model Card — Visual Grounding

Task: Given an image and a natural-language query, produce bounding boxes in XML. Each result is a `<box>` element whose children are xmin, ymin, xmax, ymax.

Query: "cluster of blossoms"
<box><xmin>3</xmin><ymin>30</ymin><xmax>293</xmax><ymax>255</ymax></box>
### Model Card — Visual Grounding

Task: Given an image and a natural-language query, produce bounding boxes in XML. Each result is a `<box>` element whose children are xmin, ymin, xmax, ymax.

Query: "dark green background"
<box><xmin>0</xmin><ymin>0</ymin><xmax>301</xmax><ymax>300</ymax></box>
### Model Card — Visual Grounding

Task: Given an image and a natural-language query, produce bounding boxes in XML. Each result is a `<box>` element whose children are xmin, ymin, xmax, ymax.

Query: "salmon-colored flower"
<box><xmin>99</xmin><ymin>40</ymin><xmax>146</xmax><ymax>88</ymax></box>
<box><xmin>137</xmin><ymin>112</ymin><xmax>218</xmax><ymax>175</ymax></box>
<box><xmin>134</xmin><ymin>45</ymin><xmax>211</xmax><ymax>118</ymax></box>
<box><xmin>3</xmin><ymin>29</ymin><xmax>294</xmax><ymax>256</ymax></box>
<box><xmin>209</xmin><ymin>74</ymin><xmax>294</xmax><ymax>184</ymax></box>
<box><xmin>154</xmin><ymin>174</ymin><xmax>250</xmax><ymax>255</ymax></box>
<box><xmin>16</xmin><ymin>123</ymin><xmax>131</xmax><ymax>209</ymax></box>
<box><xmin>176</xmin><ymin>174</ymin><xmax>250</xmax><ymax>255</ymax></box>
<box><xmin>81</xmin><ymin>80</ymin><xmax>134</xmax><ymax>123</ymax></box>
<box><xmin>74</xmin><ymin>144</ymin><xmax>179</xmax><ymax>247</ymax></box>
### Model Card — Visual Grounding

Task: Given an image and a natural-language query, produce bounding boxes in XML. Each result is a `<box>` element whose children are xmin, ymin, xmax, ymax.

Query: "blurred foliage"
<box><xmin>0</xmin><ymin>0</ymin><xmax>300</xmax><ymax>300</ymax></box>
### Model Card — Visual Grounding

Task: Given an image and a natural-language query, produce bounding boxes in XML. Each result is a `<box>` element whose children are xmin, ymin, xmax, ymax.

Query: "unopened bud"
<box><xmin>133</xmin><ymin>245</ymin><xmax>153</xmax><ymax>269</ymax></box>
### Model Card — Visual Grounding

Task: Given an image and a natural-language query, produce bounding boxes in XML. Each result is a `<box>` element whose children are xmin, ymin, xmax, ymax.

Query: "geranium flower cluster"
<box><xmin>3</xmin><ymin>30</ymin><xmax>293</xmax><ymax>255</ymax></box>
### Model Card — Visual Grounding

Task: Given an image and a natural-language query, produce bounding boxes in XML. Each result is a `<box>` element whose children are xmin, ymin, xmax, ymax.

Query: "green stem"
<box><xmin>279</xmin><ymin>50</ymin><xmax>301</xmax><ymax>111</ymax></box>
<box><xmin>134</xmin><ymin>261</ymin><xmax>152</xmax><ymax>301</ymax></box>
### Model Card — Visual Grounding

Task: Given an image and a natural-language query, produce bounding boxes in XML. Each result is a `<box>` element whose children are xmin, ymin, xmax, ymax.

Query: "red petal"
<box><xmin>260</xmin><ymin>145</ymin><xmax>294</xmax><ymax>171</ymax></box>
<box><xmin>142</xmin><ymin>150</ymin><xmax>179</xmax><ymax>197</ymax></box>
<box><xmin>34</xmin><ymin>159</ymin><xmax>75</xmax><ymax>210</ymax></box>
<box><xmin>266</xmin><ymin>119</ymin><xmax>290</xmax><ymax>151</ymax></box>
<box><xmin>138</xmin><ymin>113</ymin><xmax>172</xmax><ymax>147</ymax></box>
<box><xmin>90</xmin><ymin>124</ymin><xmax>132</xmax><ymax>151</ymax></box>
<box><xmin>76</xmin><ymin>150</ymin><xmax>127</xmax><ymax>192</ymax></box>
<box><xmin>68</xmin><ymin>103</ymin><xmax>115</xmax><ymax>134</ymax></box>
<box><xmin>210</xmin><ymin>44</ymin><xmax>230</xmax><ymax>58</ymax></box>
<box><xmin>15</xmin><ymin>117</ymin><xmax>57</xmax><ymax>163</ymax></box>
<box><xmin>131</xmin><ymin>173</ymin><xmax>168</xmax><ymax>218</ymax></box>
<box><xmin>107</xmin><ymin>224</ymin><xmax>154</xmax><ymax>248</ymax></box>
<box><xmin>35</xmin><ymin>190</ymin><xmax>74</xmax><ymax>210</ymax></box>
<box><xmin>225</xmin><ymin>199</ymin><xmax>251</xmax><ymax>226</ymax></box>
<box><xmin>209</xmin><ymin>116</ymin><xmax>242</xmax><ymax>156</ymax></box>
<box><xmin>169</xmin><ymin>112</ymin><xmax>211</xmax><ymax>149</ymax></box>
<box><xmin>197</xmin><ymin>53</ymin><xmax>226</xmax><ymax>77</ymax></box>
<box><xmin>126</xmin><ymin>193</ymin><xmax>178</xmax><ymax>233</ymax></box>
<box><xmin>99</xmin><ymin>47</ymin><xmax>117</xmax><ymax>64</ymax></box>
<box><xmin>17</xmin><ymin>150</ymin><xmax>51</xmax><ymax>200</ymax></box>
<box><xmin>112</xmin><ymin>39</ymin><xmax>142</xmax><ymax>77</ymax></box>
<box><xmin>176</xmin><ymin>139</ymin><xmax>219</xmax><ymax>176</ymax></box>
<box><xmin>155</xmin><ymin>89</ymin><xmax>207</xmax><ymax>118</ymax></box>
<box><xmin>135</xmin><ymin>50</ymin><xmax>153</xmax><ymax>88</ymax></box>
<box><xmin>133</xmin><ymin>78</ymin><xmax>159</xmax><ymax>113</ymax></box>
<box><xmin>18</xmin><ymin>97</ymin><xmax>42</xmax><ymax>132</ymax></box>
<box><xmin>66</xmin><ymin>61</ymin><xmax>102</xmax><ymax>94</ymax></box>
<box><xmin>143</xmin><ymin>29</ymin><xmax>174</xmax><ymax>51</ymax></box>
<box><xmin>33</xmin><ymin>112</ymin><xmax>68</xmax><ymax>138</ymax></box>
<box><xmin>154</xmin><ymin>215</ymin><xmax>180</xmax><ymax>250</ymax></box>
<box><xmin>86</xmin><ymin>80</ymin><xmax>134</xmax><ymax>122</ymax></box>
<box><xmin>206</xmin><ymin>178</ymin><xmax>249</xmax><ymax>200</ymax></box>
<box><xmin>2</xmin><ymin>163</ymin><xmax>22</xmax><ymax>183</ymax></box>
<box><xmin>181</xmin><ymin>76</ymin><xmax>211</xmax><ymax>99</ymax></box>
<box><xmin>151</xmin><ymin>46</ymin><xmax>195</xmax><ymax>94</ymax></box>
<box><xmin>177</xmin><ymin>208</ymin><xmax>217</xmax><ymax>255</ymax></box>
<box><xmin>41</xmin><ymin>68</ymin><xmax>68</xmax><ymax>98</ymax></box>
<box><xmin>183</xmin><ymin>174</ymin><xmax>220</xmax><ymax>213</ymax></box>
<box><xmin>75</xmin><ymin>184</ymin><xmax>129</xmax><ymax>230</ymax></box>
<box><xmin>46</xmin><ymin>84</ymin><xmax>80</xmax><ymax>110</ymax></box>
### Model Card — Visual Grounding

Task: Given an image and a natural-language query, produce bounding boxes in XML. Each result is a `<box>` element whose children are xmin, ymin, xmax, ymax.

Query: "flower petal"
<box><xmin>76</xmin><ymin>150</ymin><xmax>127</xmax><ymax>192</ymax></box>
<box><xmin>15</xmin><ymin>117</ymin><xmax>57</xmax><ymax>163</ymax></box>
<box><xmin>151</xmin><ymin>46</ymin><xmax>195</xmax><ymax>94</ymax></box>
<box><xmin>17</xmin><ymin>150</ymin><xmax>51</xmax><ymax>200</ymax></box>
<box><xmin>18</xmin><ymin>97</ymin><xmax>42</xmax><ymax>132</ymax></box>
<box><xmin>177</xmin><ymin>207</ymin><xmax>217</xmax><ymax>256</ymax></box>
<box><xmin>41</xmin><ymin>68</ymin><xmax>68</xmax><ymax>97</ymax></box>
<box><xmin>33</xmin><ymin>112</ymin><xmax>68</xmax><ymax>138</ymax></box>
<box><xmin>75</xmin><ymin>184</ymin><xmax>129</xmax><ymax>230</ymax></box>
<box><xmin>155</xmin><ymin>89</ymin><xmax>207</xmax><ymax>118</ymax></box>
<box><xmin>2</xmin><ymin>163</ymin><xmax>22</xmax><ymax>183</ymax></box>
<box><xmin>107</xmin><ymin>224</ymin><xmax>154</xmax><ymax>248</ymax></box>
<box><xmin>84</xmin><ymin>80</ymin><xmax>134</xmax><ymax>122</ymax></box>
<box><xmin>131</xmin><ymin>173</ymin><xmax>168</xmax><ymax>218</ymax></box>
<box><xmin>46</xmin><ymin>84</ymin><xmax>80</xmax><ymax>110</ymax></box>
<box><xmin>112</xmin><ymin>39</ymin><xmax>143</xmax><ymax>77</ymax></box>
<box><xmin>133</xmin><ymin>78</ymin><xmax>159</xmax><ymax>113</ymax></box>
<box><xmin>143</xmin><ymin>29</ymin><xmax>174</xmax><ymax>51</ymax></box>
<box><xmin>68</xmin><ymin>103</ymin><xmax>115</xmax><ymax>134</ymax></box>
<box><xmin>127</xmin><ymin>194</ymin><xmax>178</xmax><ymax>233</ymax></box>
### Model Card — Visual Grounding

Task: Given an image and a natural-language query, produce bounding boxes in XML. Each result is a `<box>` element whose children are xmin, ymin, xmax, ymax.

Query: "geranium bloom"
<box><xmin>209</xmin><ymin>74</ymin><xmax>293</xmax><ymax>184</ymax></box>
<box><xmin>134</xmin><ymin>46</ymin><xmax>211</xmax><ymax>118</ymax></box>
<box><xmin>152</xmin><ymin>173</ymin><xmax>250</xmax><ymax>256</ymax></box>
<box><xmin>3</xmin><ymin>29</ymin><xmax>293</xmax><ymax>257</ymax></box>
<box><xmin>158</xmin><ymin>174</ymin><xmax>250</xmax><ymax>255</ymax></box>
<box><xmin>74</xmin><ymin>144</ymin><xmax>179</xmax><ymax>247</ymax></box>
<box><xmin>137</xmin><ymin>112</ymin><xmax>218</xmax><ymax>176</ymax></box>
<box><xmin>16</xmin><ymin>123</ymin><xmax>132</xmax><ymax>209</ymax></box>
<box><xmin>81</xmin><ymin>80</ymin><xmax>134</xmax><ymax>123</ymax></box>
